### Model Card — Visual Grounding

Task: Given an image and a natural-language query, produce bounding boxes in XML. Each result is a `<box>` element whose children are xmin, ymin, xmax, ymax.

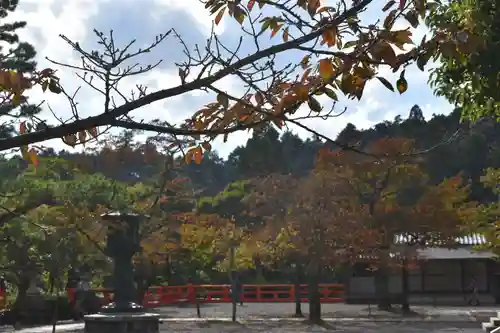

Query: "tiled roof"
<box><xmin>393</xmin><ymin>233</ymin><xmax>487</xmax><ymax>246</ymax></box>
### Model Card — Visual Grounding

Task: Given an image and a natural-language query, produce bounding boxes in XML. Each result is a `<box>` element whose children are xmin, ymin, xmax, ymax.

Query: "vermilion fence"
<box><xmin>67</xmin><ymin>284</ymin><xmax>345</xmax><ymax>308</ymax></box>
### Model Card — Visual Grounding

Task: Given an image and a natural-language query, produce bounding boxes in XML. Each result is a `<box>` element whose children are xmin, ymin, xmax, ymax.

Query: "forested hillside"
<box><xmin>16</xmin><ymin>105</ymin><xmax>495</xmax><ymax>206</ymax></box>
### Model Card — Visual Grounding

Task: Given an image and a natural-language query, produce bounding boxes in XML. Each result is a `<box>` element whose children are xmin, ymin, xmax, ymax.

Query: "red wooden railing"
<box><xmin>67</xmin><ymin>283</ymin><xmax>345</xmax><ymax>308</ymax></box>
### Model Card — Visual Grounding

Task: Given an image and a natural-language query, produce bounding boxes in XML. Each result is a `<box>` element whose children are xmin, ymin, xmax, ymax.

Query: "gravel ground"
<box><xmin>1</xmin><ymin>303</ymin><xmax>494</xmax><ymax>333</ymax></box>
<box><xmin>1</xmin><ymin>321</ymin><xmax>484</xmax><ymax>333</ymax></box>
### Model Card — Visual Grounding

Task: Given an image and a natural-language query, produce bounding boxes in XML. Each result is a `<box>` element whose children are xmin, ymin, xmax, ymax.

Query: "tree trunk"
<box><xmin>401</xmin><ymin>258</ymin><xmax>410</xmax><ymax>313</ymax></box>
<box><xmin>293</xmin><ymin>263</ymin><xmax>303</xmax><ymax>317</ymax></box>
<box><xmin>307</xmin><ymin>258</ymin><xmax>321</xmax><ymax>323</ymax></box>
<box><xmin>13</xmin><ymin>277</ymin><xmax>30</xmax><ymax>311</ymax></box>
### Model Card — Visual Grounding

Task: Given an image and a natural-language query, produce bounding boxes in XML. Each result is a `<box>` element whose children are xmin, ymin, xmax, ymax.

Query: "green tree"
<box><xmin>0</xmin><ymin>0</ymin><xmax>42</xmax><ymax>138</ymax></box>
<box><xmin>426</xmin><ymin>0</ymin><xmax>498</xmax><ymax>120</ymax></box>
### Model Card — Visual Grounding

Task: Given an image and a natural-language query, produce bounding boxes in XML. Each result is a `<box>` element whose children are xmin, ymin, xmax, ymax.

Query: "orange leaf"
<box><xmin>282</xmin><ymin>27</ymin><xmax>289</xmax><ymax>42</ymax></box>
<box><xmin>319</xmin><ymin>59</ymin><xmax>335</xmax><ymax>81</ymax></box>
<box><xmin>194</xmin><ymin>147</ymin><xmax>203</xmax><ymax>164</ymax></box>
<box><xmin>28</xmin><ymin>148</ymin><xmax>38</xmax><ymax>167</ymax></box>
<box><xmin>20</xmin><ymin>121</ymin><xmax>26</xmax><ymax>134</ymax></box>
<box><xmin>215</xmin><ymin>7</ymin><xmax>226</xmax><ymax>25</ymax></box>
<box><xmin>321</xmin><ymin>28</ymin><xmax>337</xmax><ymax>47</ymax></box>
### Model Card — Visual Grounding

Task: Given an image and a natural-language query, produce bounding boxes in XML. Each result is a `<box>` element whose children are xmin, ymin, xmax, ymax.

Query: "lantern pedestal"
<box><xmin>84</xmin><ymin>212</ymin><xmax>159</xmax><ymax>333</ymax></box>
<box><xmin>84</xmin><ymin>313</ymin><xmax>160</xmax><ymax>333</ymax></box>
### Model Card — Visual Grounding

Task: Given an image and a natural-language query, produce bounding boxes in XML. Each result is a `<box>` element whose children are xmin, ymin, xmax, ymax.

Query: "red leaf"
<box><xmin>399</xmin><ymin>0</ymin><xmax>406</xmax><ymax>10</ymax></box>
<box><xmin>20</xmin><ymin>121</ymin><xmax>26</xmax><ymax>134</ymax></box>
<box><xmin>248</xmin><ymin>0</ymin><xmax>255</xmax><ymax>10</ymax></box>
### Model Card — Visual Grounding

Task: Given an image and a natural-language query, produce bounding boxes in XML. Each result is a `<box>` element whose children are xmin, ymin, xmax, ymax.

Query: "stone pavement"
<box><xmin>1</xmin><ymin>303</ymin><xmax>496</xmax><ymax>333</ymax></box>
<box><xmin>0</xmin><ymin>320</ymin><xmax>485</xmax><ymax>333</ymax></box>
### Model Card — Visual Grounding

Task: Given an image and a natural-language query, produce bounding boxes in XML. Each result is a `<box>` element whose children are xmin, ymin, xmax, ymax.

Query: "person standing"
<box><xmin>467</xmin><ymin>277</ymin><xmax>480</xmax><ymax>306</ymax></box>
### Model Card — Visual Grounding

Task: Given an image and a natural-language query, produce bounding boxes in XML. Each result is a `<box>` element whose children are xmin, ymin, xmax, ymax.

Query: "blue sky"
<box><xmin>11</xmin><ymin>0</ymin><xmax>454</xmax><ymax>159</ymax></box>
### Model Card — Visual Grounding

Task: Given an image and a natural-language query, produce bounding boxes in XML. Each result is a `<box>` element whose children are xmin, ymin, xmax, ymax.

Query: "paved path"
<box><xmin>2</xmin><ymin>303</ymin><xmax>496</xmax><ymax>332</ymax></box>
<box><xmin>153</xmin><ymin>303</ymin><xmax>498</xmax><ymax>321</ymax></box>
<box><xmin>0</xmin><ymin>321</ymin><xmax>485</xmax><ymax>333</ymax></box>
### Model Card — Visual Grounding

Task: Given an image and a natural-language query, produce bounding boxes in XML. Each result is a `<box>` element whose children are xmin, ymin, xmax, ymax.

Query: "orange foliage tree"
<box><xmin>316</xmin><ymin>138</ymin><xmax>474</xmax><ymax>310</ymax></box>
<box><xmin>249</xmin><ymin>170</ymin><xmax>376</xmax><ymax>322</ymax></box>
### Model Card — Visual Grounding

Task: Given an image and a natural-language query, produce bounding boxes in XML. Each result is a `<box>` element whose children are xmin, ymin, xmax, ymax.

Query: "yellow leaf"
<box><xmin>215</xmin><ymin>7</ymin><xmax>226</xmax><ymax>25</ymax></box>
<box><xmin>318</xmin><ymin>59</ymin><xmax>335</xmax><ymax>81</ymax></box>
<box><xmin>28</xmin><ymin>148</ymin><xmax>38</xmax><ymax>167</ymax></box>
<box><xmin>300</xmin><ymin>55</ymin><xmax>310</xmax><ymax>69</ymax></box>
<box><xmin>12</xmin><ymin>93</ymin><xmax>21</xmax><ymax>106</ymax></box>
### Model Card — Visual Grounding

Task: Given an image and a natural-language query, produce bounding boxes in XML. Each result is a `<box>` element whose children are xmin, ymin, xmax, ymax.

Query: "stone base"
<box><xmin>84</xmin><ymin>312</ymin><xmax>160</xmax><ymax>333</ymax></box>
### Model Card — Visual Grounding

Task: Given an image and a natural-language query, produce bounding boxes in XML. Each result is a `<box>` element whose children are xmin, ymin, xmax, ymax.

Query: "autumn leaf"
<box><xmin>321</xmin><ymin>28</ymin><xmax>337</xmax><ymax>47</ymax></box>
<box><xmin>399</xmin><ymin>0</ymin><xmax>406</xmax><ymax>10</ymax></box>
<box><xmin>319</xmin><ymin>59</ymin><xmax>335</xmax><ymax>81</ymax></box>
<box><xmin>396</xmin><ymin>77</ymin><xmax>408</xmax><ymax>94</ymax></box>
<box><xmin>20</xmin><ymin>121</ymin><xmax>26</xmax><ymax>134</ymax></box>
<box><xmin>194</xmin><ymin>147</ymin><xmax>203</xmax><ymax>164</ymax></box>
<box><xmin>300</xmin><ymin>55</ymin><xmax>310</xmax><ymax>69</ymax></box>
<box><xmin>185</xmin><ymin>149</ymin><xmax>194</xmax><ymax>164</ymax></box>
<box><xmin>376</xmin><ymin>76</ymin><xmax>395</xmax><ymax>92</ymax></box>
<box><xmin>87</xmin><ymin>127</ymin><xmax>98</xmax><ymax>138</ymax></box>
<box><xmin>28</xmin><ymin>148</ymin><xmax>38</xmax><ymax>167</ymax></box>
<box><xmin>63</xmin><ymin>134</ymin><xmax>77</xmax><ymax>147</ymax></box>
<box><xmin>78</xmin><ymin>130</ymin><xmax>87</xmax><ymax>145</ymax></box>
<box><xmin>201</xmin><ymin>141</ymin><xmax>212</xmax><ymax>152</ymax></box>
<box><xmin>247</xmin><ymin>0</ymin><xmax>255</xmax><ymax>11</ymax></box>
<box><xmin>255</xmin><ymin>91</ymin><xmax>264</xmax><ymax>105</ymax></box>
<box><xmin>215</xmin><ymin>7</ymin><xmax>226</xmax><ymax>25</ymax></box>
<box><xmin>308</xmin><ymin>0</ymin><xmax>320</xmax><ymax>16</ymax></box>
<box><xmin>282</xmin><ymin>27</ymin><xmax>289</xmax><ymax>42</ymax></box>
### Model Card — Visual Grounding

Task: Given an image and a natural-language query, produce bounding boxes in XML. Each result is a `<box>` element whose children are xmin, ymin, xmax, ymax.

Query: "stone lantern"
<box><xmin>84</xmin><ymin>211</ymin><xmax>160</xmax><ymax>333</ymax></box>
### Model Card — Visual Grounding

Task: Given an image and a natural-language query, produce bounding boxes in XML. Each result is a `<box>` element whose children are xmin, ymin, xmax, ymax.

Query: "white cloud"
<box><xmin>9</xmin><ymin>0</ymin><xmax>454</xmax><ymax>158</ymax></box>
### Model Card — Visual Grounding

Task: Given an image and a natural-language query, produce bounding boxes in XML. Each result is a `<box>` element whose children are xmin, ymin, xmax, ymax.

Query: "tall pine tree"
<box><xmin>0</xmin><ymin>0</ymin><xmax>39</xmax><ymax>139</ymax></box>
